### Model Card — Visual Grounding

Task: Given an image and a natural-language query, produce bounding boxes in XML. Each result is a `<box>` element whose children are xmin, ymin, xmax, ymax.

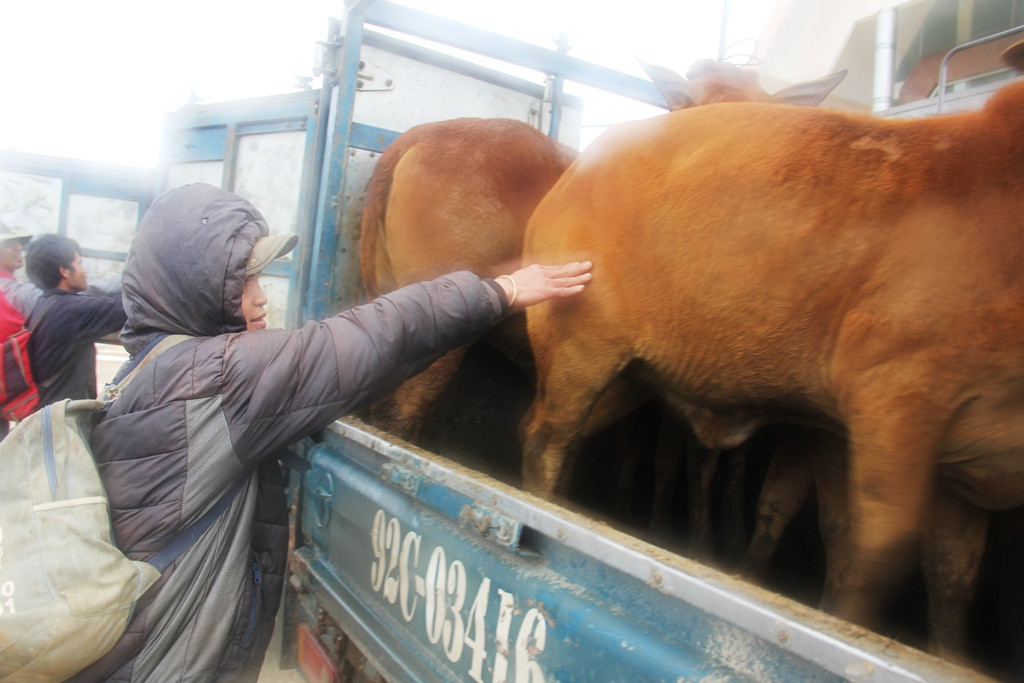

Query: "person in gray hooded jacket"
<box><xmin>73</xmin><ymin>182</ymin><xmax>592</xmax><ymax>681</ymax></box>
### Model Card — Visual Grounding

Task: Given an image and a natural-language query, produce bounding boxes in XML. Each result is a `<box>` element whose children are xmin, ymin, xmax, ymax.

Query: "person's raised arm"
<box><xmin>86</xmin><ymin>274</ymin><xmax>123</xmax><ymax>296</ymax></box>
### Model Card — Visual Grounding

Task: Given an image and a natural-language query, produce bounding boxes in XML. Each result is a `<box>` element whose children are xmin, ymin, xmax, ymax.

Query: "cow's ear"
<box><xmin>771</xmin><ymin>70</ymin><xmax>847</xmax><ymax>107</ymax></box>
<box><xmin>1002</xmin><ymin>41</ymin><xmax>1024</xmax><ymax>72</ymax></box>
<box><xmin>638</xmin><ymin>58</ymin><xmax>697</xmax><ymax>111</ymax></box>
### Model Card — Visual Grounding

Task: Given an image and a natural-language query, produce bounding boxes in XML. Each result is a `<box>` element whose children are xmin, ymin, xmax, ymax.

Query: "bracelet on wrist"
<box><xmin>496</xmin><ymin>274</ymin><xmax>518</xmax><ymax>307</ymax></box>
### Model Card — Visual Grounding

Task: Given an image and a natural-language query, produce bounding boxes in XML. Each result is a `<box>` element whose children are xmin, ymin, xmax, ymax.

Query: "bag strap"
<box><xmin>147</xmin><ymin>478</ymin><xmax>247</xmax><ymax>572</ymax></box>
<box><xmin>276</xmin><ymin>446</ymin><xmax>311</xmax><ymax>473</ymax></box>
<box><xmin>26</xmin><ymin>295</ymin><xmax>59</xmax><ymax>334</ymax></box>
<box><xmin>102</xmin><ymin>334</ymin><xmax>191</xmax><ymax>402</ymax></box>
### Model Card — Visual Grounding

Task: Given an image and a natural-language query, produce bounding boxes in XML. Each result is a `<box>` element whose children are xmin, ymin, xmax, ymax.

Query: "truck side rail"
<box><xmin>289</xmin><ymin>418</ymin><xmax>987</xmax><ymax>683</ymax></box>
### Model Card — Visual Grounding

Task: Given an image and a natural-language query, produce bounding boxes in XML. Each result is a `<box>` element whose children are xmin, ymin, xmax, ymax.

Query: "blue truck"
<box><xmin>0</xmin><ymin>3</ymin><xmax>1010</xmax><ymax>681</ymax></box>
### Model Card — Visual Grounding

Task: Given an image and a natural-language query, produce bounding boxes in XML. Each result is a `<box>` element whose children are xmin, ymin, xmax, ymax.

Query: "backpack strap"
<box><xmin>102</xmin><ymin>334</ymin><xmax>191</xmax><ymax>402</ymax></box>
<box><xmin>277</xmin><ymin>446</ymin><xmax>311</xmax><ymax>473</ymax></box>
<box><xmin>27</xmin><ymin>295</ymin><xmax>59</xmax><ymax>333</ymax></box>
<box><xmin>146</xmin><ymin>478</ymin><xmax>247</xmax><ymax>572</ymax></box>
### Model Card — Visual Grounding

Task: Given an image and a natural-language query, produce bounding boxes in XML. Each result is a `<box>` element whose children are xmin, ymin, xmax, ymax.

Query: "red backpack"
<box><xmin>0</xmin><ymin>297</ymin><xmax>58</xmax><ymax>422</ymax></box>
<box><xmin>0</xmin><ymin>327</ymin><xmax>39</xmax><ymax>421</ymax></box>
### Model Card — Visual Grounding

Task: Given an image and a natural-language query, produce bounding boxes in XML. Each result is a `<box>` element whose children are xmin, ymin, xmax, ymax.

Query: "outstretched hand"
<box><xmin>496</xmin><ymin>261</ymin><xmax>593</xmax><ymax>311</ymax></box>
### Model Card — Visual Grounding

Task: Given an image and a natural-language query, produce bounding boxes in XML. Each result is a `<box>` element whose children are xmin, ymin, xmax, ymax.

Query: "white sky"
<box><xmin>0</xmin><ymin>1</ymin><xmax>776</xmax><ymax>168</ymax></box>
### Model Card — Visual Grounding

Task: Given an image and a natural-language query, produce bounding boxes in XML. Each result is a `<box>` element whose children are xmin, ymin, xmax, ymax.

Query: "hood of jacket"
<box><xmin>120</xmin><ymin>183</ymin><xmax>269</xmax><ymax>355</ymax></box>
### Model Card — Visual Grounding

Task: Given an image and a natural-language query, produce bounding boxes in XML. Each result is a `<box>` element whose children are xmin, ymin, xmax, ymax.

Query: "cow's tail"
<box><xmin>359</xmin><ymin>142</ymin><xmax>405</xmax><ymax>297</ymax></box>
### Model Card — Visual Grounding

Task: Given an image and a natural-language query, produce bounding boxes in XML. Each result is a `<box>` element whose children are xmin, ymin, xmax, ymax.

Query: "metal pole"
<box><xmin>547</xmin><ymin>33</ymin><xmax>568</xmax><ymax>140</ymax></box>
<box><xmin>718</xmin><ymin>0</ymin><xmax>730</xmax><ymax>61</ymax></box>
<box><xmin>872</xmin><ymin>7</ymin><xmax>896</xmax><ymax>113</ymax></box>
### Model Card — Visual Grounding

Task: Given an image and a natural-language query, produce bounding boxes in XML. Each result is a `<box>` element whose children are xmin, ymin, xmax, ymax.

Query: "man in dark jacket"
<box><xmin>75</xmin><ymin>183</ymin><xmax>591</xmax><ymax>681</ymax></box>
<box><xmin>24</xmin><ymin>233</ymin><xmax>127</xmax><ymax>405</ymax></box>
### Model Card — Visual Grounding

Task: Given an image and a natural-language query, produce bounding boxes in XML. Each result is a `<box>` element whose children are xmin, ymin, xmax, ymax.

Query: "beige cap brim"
<box><xmin>246</xmin><ymin>233</ymin><xmax>298</xmax><ymax>277</ymax></box>
<box><xmin>0</xmin><ymin>220</ymin><xmax>32</xmax><ymax>245</ymax></box>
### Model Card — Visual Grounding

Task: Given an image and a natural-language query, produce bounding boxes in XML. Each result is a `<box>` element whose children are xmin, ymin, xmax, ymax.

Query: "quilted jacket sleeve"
<box><xmin>219</xmin><ymin>271</ymin><xmax>506</xmax><ymax>465</ymax></box>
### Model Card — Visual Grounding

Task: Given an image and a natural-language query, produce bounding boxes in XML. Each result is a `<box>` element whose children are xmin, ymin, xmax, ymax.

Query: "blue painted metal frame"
<box><xmin>362</xmin><ymin>2</ymin><xmax>666</xmax><ymax>108</ymax></box>
<box><xmin>349</xmin><ymin>123</ymin><xmax>400</xmax><ymax>154</ymax></box>
<box><xmin>303</xmin><ymin>8</ymin><xmax>365</xmax><ymax>321</ymax></box>
<box><xmin>358</xmin><ymin>30</ymin><xmax>584</xmax><ymax>110</ymax></box>
<box><xmin>292</xmin><ymin>420</ymin><xmax>970</xmax><ymax>683</ymax></box>
<box><xmin>160</xmin><ymin>93</ymin><xmax>320</xmax><ymax>329</ymax></box>
<box><xmin>302</xmin><ymin>0</ymin><xmax>670</xmax><ymax>322</ymax></box>
<box><xmin>0</xmin><ymin>149</ymin><xmax>154</xmax><ymax>262</ymax></box>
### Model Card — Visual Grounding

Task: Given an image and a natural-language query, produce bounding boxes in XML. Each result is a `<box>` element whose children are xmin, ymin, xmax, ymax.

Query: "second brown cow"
<box><xmin>359</xmin><ymin>117</ymin><xmax>576</xmax><ymax>439</ymax></box>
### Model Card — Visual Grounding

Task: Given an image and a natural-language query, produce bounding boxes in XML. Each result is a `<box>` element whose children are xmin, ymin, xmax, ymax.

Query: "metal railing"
<box><xmin>936</xmin><ymin>24</ymin><xmax>1024</xmax><ymax>112</ymax></box>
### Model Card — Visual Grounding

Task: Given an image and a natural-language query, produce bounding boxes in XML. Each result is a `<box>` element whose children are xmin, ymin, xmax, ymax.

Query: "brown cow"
<box><xmin>359</xmin><ymin>118</ymin><xmax>577</xmax><ymax>439</ymax></box>
<box><xmin>520</xmin><ymin>73</ymin><xmax>1024</xmax><ymax>644</ymax></box>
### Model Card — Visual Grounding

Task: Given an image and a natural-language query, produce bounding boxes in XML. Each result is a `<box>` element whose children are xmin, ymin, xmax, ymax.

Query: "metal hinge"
<box><xmin>383</xmin><ymin>462</ymin><xmax>421</xmax><ymax>494</ymax></box>
<box><xmin>459</xmin><ymin>502</ymin><xmax>524</xmax><ymax>553</ymax></box>
<box><xmin>355</xmin><ymin>58</ymin><xmax>395</xmax><ymax>91</ymax></box>
<box><xmin>314</xmin><ymin>40</ymin><xmax>342</xmax><ymax>78</ymax></box>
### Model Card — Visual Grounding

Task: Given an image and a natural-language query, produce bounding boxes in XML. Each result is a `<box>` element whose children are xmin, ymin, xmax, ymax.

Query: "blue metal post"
<box><xmin>547</xmin><ymin>33</ymin><xmax>568</xmax><ymax>140</ymax></box>
<box><xmin>304</xmin><ymin>2</ymin><xmax>374</xmax><ymax>321</ymax></box>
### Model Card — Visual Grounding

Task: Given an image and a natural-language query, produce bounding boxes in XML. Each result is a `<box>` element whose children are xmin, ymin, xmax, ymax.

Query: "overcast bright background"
<box><xmin>0</xmin><ymin>1</ymin><xmax>775</xmax><ymax>168</ymax></box>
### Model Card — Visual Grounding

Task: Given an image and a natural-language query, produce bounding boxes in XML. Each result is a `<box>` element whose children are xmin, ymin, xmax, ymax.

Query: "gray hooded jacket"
<box><xmin>75</xmin><ymin>184</ymin><xmax>507</xmax><ymax>681</ymax></box>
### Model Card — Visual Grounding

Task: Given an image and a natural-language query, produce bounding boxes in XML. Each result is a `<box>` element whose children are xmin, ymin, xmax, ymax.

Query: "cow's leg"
<box><xmin>650</xmin><ymin>409</ymin><xmax>687</xmax><ymax>540</ymax></box>
<box><xmin>921</xmin><ymin>490</ymin><xmax>988</xmax><ymax>663</ymax></box>
<box><xmin>834</xmin><ymin>404</ymin><xmax>937</xmax><ymax>628</ymax></box>
<box><xmin>581</xmin><ymin>377</ymin><xmax>656</xmax><ymax>511</ymax></box>
<box><xmin>814</xmin><ymin>441</ymin><xmax>851</xmax><ymax>613</ymax></box>
<box><xmin>686</xmin><ymin>441</ymin><xmax>722</xmax><ymax>561</ymax></box>
<box><xmin>611</xmin><ymin>408</ymin><xmax>650</xmax><ymax>520</ymax></box>
<box><xmin>737</xmin><ymin>436</ymin><xmax>815</xmax><ymax>578</ymax></box>
<box><xmin>369</xmin><ymin>345</ymin><xmax>470</xmax><ymax>440</ymax></box>
<box><xmin>521</xmin><ymin>346</ymin><xmax>627</xmax><ymax>498</ymax></box>
<box><xmin>719</xmin><ymin>440</ymin><xmax>754</xmax><ymax>564</ymax></box>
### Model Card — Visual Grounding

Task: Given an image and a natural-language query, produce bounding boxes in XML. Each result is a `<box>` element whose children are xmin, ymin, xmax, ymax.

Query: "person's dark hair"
<box><xmin>26</xmin><ymin>234</ymin><xmax>80</xmax><ymax>289</ymax></box>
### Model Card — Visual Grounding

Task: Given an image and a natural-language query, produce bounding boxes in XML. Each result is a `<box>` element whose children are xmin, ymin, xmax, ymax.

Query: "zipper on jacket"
<box><xmin>242</xmin><ymin>556</ymin><xmax>263</xmax><ymax>650</ymax></box>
